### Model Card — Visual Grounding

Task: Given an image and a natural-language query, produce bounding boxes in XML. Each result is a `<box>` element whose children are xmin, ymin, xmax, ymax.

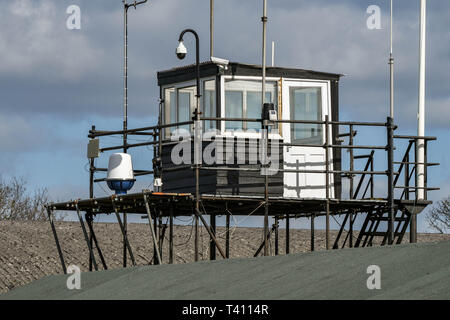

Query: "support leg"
<box><xmin>254</xmin><ymin>225</ymin><xmax>276</xmax><ymax>257</ymax></box>
<box><xmin>210</xmin><ymin>213</ymin><xmax>216</xmax><ymax>260</ymax></box>
<box><xmin>311</xmin><ymin>214</ymin><xmax>315</xmax><ymax>252</ymax></box>
<box><xmin>274</xmin><ymin>217</ymin><xmax>279</xmax><ymax>256</ymax></box>
<box><xmin>112</xmin><ymin>200</ymin><xmax>136</xmax><ymax>266</ymax></box>
<box><xmin>410</xmin><ymin>213</ymin><xmax>417</xmax><ymax>243</ymax></box>
<box><xmin>226</xmin><ymin>212</ymin><xmax>230</xmax><ymax>259</ymax></box>
<box><xmin>326</xmin><ymin>202</ymin><xmax>331</xmax><ymax>250</ymax></box>
<box><xmin>85</xmin><ymin>213</ymin><xmax>108</xmax><ymax>270</ymax></box>
<box><xmin>194</xmin><ymin>212</ymin><xmax>199</xmax><ymax>262</ymax></box>
<box><xmin>143</xmin><ymin>194</ymin><xmax>162</xmax><ymax>265</ymax></box>
<box><xmin>75</xmin><ymin>203</ymin><xmax>98</xmax><ymax>271</ymax></box>
<box><xmin>46</xmin><ymin>207</ymin><xmax>67</xmax><ymax>274</ymax></box>
<box><xmin>349</xmin><ymin>210</ymin><xmax>354</xmax><ymax>248</ymax></box>
<box><xmin>123</xmin><ymin>213</ymin><xmax>127</xmax><ymax>267</ymax></box>
<box><xmin>194</xmin><ymin>208</ymin><xmax>226</xmax><ymax>259</ymax></box>
<box><xmin>153</xmin><ymin>214</ymin><xmax>159</xmax><ymax>264</ymax></box>
<box><xmin>169</xmin><ymin>204</ymin><xmax>174</xmax><ymax>264</ymax></box>
<box><xmin>158</xmin><ymin>214</ymin><xmax>163</xmax><ymax>259</ymax></box>
<box><xmin>286</xmin><ymin>214</ymin><xmax>290</xmax><ymax>254</ymax></box>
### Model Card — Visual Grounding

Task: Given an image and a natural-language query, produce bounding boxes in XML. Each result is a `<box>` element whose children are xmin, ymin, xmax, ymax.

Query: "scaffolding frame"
<box><xmin>46</xmin><ymin>116</ymin><xmax>438</xmax><ymax>273</ymax></box>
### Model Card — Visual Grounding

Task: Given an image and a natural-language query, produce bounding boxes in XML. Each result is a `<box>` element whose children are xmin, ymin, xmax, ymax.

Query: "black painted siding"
<box><xmin>161</xmin><ymin>138</ymin><xmax>283</xmax><ymax>196</ymax></box>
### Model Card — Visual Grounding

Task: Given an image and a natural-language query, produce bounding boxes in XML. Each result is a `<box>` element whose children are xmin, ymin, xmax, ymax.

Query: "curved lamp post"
<box><xmin>176</xmin><ymin>29</ymin><xmax>201</xmax><ymax>262</ymax></box>
<box><xmin>176</xmin><ymin>29</ymin><xmax>201</xmax><ymax>118</ymax></box>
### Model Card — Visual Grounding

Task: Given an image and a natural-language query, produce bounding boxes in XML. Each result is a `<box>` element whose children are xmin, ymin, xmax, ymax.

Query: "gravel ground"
<box><xmin>1</xmin><ymin>220</ymin><xmax>449</xmax><ymax>294</ymax></box>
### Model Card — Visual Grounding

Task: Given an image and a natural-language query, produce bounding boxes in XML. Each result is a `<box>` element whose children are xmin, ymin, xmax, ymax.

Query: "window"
<box><xmin>164</xmin><ymin>87</ymin><xmax>175</xmax><ymax>137</ymax></box>
<box><xmin>290</xmin><ymin>87</ymin><xmax>323</xmax><ymax>144</ymax></box>
<box><xmin>225</xmin><ymin>91</ymin><xmax>243</xmax><ymax>130</ymax></box>
<box><xmin>203</xmin><ymin>80</ymin><xmax>216</xmax><ymax>131</ymax></box>
<box><xmin>224</xmin><ymin>80</ymin><xmax>278</xmax><ymax>132</ymax></box>
<box><xmin>164</xmin><ymin>85</ymin><xmax>196</xmax><ymax>137</ymax></box>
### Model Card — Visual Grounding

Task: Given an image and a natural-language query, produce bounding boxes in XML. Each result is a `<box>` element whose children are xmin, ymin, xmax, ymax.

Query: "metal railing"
<box><xmin>87</xmin><ymin>117</ymin><xmax>438</xmax><ymax>204</ymax></box>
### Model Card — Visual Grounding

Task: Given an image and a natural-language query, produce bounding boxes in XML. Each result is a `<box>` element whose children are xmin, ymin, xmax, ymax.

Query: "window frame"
<box><xmin>162</xmin><ymin>77</ymin><xmax>216</xmax><ymax>140</ymax></box>
<box><xmin>220</xmin><ymin>75</ymin><xmax>282</xmax><ymax>140</ymax></box>
<box><xmin>289</xmin><ymin>86</ymin><xmax>324</xmax><ymax>145</ymax></box>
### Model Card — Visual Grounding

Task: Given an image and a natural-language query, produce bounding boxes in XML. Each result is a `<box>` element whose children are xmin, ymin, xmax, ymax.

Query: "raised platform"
<box><xmin>48</xmin><ymin>190</ymin><xmax>431</xmax><ymax>218</ymax></box>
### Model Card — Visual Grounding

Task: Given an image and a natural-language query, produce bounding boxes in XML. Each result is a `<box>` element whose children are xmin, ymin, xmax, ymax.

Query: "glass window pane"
<box><xmin>225</xmin><ymin>79</ymin><xmax>278</xmax><ymax>133</ymax></box>
<box><xmin>178</xmin><ymin>86</ymin><xmax>196</xmax><ymax>132</ymax></box>
<box><xmin>225</xmin><ymin>91</ymin><xmax>243</xmax><ymax>130</ymax></box>
<box><xmin>290</xmin><ymin>87</ymin><xmax>322</xmax><ymax>144</ymax></box>
<box><xmin>247</xmin><ymin>92</ymin><xmax>272</xmax><ymax>131</ymax></box>
<box><xmin>164</xmin><ymin>88</ymin><xmax>175</xmax><ymax>138</ymax></box>
<box><xmin>203</xmin><ymin>80</ymin><xmax>216</xmax><ymax>131</ymax></box>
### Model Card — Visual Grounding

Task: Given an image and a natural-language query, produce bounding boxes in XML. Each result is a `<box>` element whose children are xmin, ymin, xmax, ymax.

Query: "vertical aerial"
<box><xmin>122</xmin><ymin>0</ymin><xmax>148</xmax><ymax>268</ymax></box>
<box><xmin>417</xmin><ymin>0</ymin><xmax>427</xmax><ymax>200</ymax></box>
<box><xmin>389</xmin><ymin>0</ymin><xmax>394</xmax><ymax>119</ymax></box>
<box><xmin>210</xmin><ymin>0</ymin><xmax>214</xmax><ymax>57</ymax></box>
<box><xmin>261</xmin><ymin>0</ymin><xmax>269</xmax><ymax>256</ymax></box>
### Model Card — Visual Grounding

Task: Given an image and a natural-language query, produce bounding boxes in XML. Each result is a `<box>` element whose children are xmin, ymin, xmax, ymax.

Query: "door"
<box><xmin>282</xmin><ymin>80</ymin><xmax>333</xmax><ymax>199</ymax></box>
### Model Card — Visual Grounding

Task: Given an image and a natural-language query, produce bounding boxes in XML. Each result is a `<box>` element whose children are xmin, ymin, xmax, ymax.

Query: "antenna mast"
<box><xmin>389</xmin><ymin>0</ymin><xmax>394</xmax><ymax>119</ymax></box>
<box><xmin>210</xmin><ymin>0</ymin><xmax>214</xmax><ymax>57</ymax></box>
<box><xmin>417</xmin><ymin>0</ymin><xmax>427</xmax><ymax>200</ymax></box>
<box><xmin>261</xmin><ymin>0</ymin><xmax>269</xmax><ymax>257</ymax></box>
<box><xmin>123</xmin><ymin>0</ymin><xmax>148</xmax><ymax>154</ymax></box>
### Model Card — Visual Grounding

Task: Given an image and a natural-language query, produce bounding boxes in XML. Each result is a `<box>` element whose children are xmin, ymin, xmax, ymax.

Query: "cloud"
<box><xmin>0</xmin><ymin>0</ymin><xmax>449</xmax><ymax>233</ymax></box>
<box><xmin>1</xmin><ymin>0</ymin><xmax>449</xmax><ymax>126</ymax></box>
<box><xmin>0</xmin><ymin>0</ymin><xmax>104</xmax><ymax>81</ymax></box>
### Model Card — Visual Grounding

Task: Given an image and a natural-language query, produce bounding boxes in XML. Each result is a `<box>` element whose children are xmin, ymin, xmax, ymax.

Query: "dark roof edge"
<box><xmin>157</xmin><ymin>61</ymin><xmax>343</xmax><ymax>86</ymax></box>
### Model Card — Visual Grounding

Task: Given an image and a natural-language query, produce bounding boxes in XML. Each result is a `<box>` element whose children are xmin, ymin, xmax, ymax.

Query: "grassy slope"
<box><xmin>2</xmin><ymin>240</ymin><xmax>450</xmax><ymax>300</ymax></box>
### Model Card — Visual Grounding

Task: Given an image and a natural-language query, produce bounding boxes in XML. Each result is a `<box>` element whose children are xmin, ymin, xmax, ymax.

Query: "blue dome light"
<box><xmin>107</xmin><ymin>180</ymin><xmax>135</xmax><ymax>195</ymax></box>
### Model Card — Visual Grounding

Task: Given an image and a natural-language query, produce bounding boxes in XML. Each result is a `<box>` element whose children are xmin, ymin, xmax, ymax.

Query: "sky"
<box><xmin>0</xmin><ymin>0</ymin><xmax>449</xmax><ymax>232</ymax></box>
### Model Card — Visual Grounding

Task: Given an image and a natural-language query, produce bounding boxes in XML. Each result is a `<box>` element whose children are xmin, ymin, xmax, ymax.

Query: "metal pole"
<box><xmin>254</xmin><ymin>225</ymin><xmax>276</xmax><ymax>257</ymax></box>
<box><xmin>122</xmin><ymin>0</ymin><xmax>147</xmax><ymax>154</ymax></box>
<box><xmin>88</xmin><ymin>136</ymin><xmax>95</xmax><ymax>271</ymax></box>
<box><xmin>177</xmin><ymin>29</ymin><xmax>201</xmax><ymax>262</ymax></box>
<box><xmin>410</xmin><ymin>213</ymin><xmax>417</xmax><ymax>243</ymax></box>
<box><xmin>46</xmin><ymin>207</ymin><xmax>67</xmax><ymax>274</ymax></box>
<box><xmin>271</xmin><ymin>41</ymin><xmax>275</xmax><ymax>67</ymax></box>
<box><xmin>169</xmin><ymin>204</ymin><xmax>174</xmax><ymax>264</ymax></box>
<box><xmin>143</xmin><ymin>194</ymin><xmax>162</xmax><ymax>265</ymax></box>
<box><xmin>123</xmin><ymin>4</ymin><xmax>128</xmax><ymax>154</ymax></box>
<box><xmin>122</xmin><ymin>3</ymin><xmax>129</xmax><ymax>268</ymax></box>
<box><xmin>389</xmin><ymin>0</ymin><xmax>394</xmax><ymax>119</ymax></box>
<box><xmin>349</xmin><ymin>125</ymin><xmax>354</xmax><ymax>199</ymax></box>
<box><xmin>325</xmin><ymin>115</ymin><xmax>331</xmax><ymax>250</ymax></box>
<box><xmin>261</xmin><ymin>0</ymin><xmax>269</xmax><ymax>257</ymax></box>
<box><xmin>75</xmin><ymin>203</ymin><xmax>98</xmax><ymax>271</ymax></box>
<box><xmin>112</xmin><ymin>199</ymin><xmax>136</xmax><ymax>266</ymax></box>
<box><xmin>226</xmin><ymin>211</ymin><xmax>230</xmax><ymax>258</ymax></box>
<box><xmin>310</xmin><ymin>214</ymin><xmax>315</xmax><ymax>252</ymax></box>
<box><xmin>195</xmin><ymin>212</ymin><xmax>199</xmax><ymax>261</ymax></box>
<box><xmin>417</xmin><ymin>0</ymin><xmax>427</xmax><ymax>200</ymax></box>
<box><xmin>85</xmin><ymin>214</ymin><xmax>108</xmax><ymax>270</ymax></box>
<box><xmin>153</xmin><ymin>213</ymin><xmax>159</xmax><ymax>263</ymax></box>
<box><xmin>158</xmin><ymin>215</ymin><xmax>163</xmax><ymax>258</ymax></box>
<box><xmin>370</xmin><ymin>154</ymin><xmax>374</xmax><ymax>198</ymax></box>
<box><xmin>387</xmin><ymin>117</ymin><xmax>395</xmax><ymax>244</ymax></box>
<box><xmin>210</xmin><ymin>214</ymin><xmax>216</xmax><ymax>260</ymax></box>
<box><xmin>193</xmin><ymin>209</ymin><xmax>227</xmax><ymax>259</ymax></box>
<box><xmin>285</xmin><ymin>214</ymin><xmax>290</xmax><ymax>254</ymax></box>
<box><xmin>123</xmin><ymin>212</ymin><xmax>127</xmax><ymax>267</ymax></box>
<box><xmin>411</xmin><ymin>140</ymin><xmax>419</xmax><ymax>243</ymax></box>
<box><xmin>210</xmin><ymin>0</ymin><xmax>214</xmax><ymax>57</ymax></box>
<box><xmin>274</xmin><ymin>217</ymin><xmax>279</xmax><ymax>255</ymax></box>
<box><xmin>349</xmin><ymin>210</ymin><xmax>354</xmax><ymax>248</ymax></box>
